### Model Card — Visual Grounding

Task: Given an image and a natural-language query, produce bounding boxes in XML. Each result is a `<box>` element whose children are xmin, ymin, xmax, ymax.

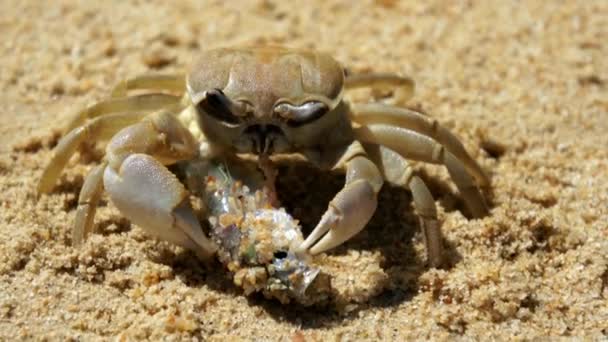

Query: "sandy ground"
<box><xmin>1</xmin><ymin>0</ymin><xmax>607</xmax><ymax>340</ymax></box>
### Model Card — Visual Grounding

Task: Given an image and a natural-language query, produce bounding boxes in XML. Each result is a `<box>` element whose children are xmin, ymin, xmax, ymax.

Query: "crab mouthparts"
<box><xmin>245</xmin><ymin>124</ymin><xmax>284</xmax><ymax>154</ymax></box>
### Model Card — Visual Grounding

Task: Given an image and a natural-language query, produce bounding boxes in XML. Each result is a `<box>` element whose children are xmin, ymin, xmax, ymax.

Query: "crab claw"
<box><xmin>297</xmin><ymin>179</ymin><xmax>377</xmax><ymax>255</ymax></box>
<box><xmin>104</xmin><ymin>153</ymin><xmax>217</xmax><ymax>259</ymax></box>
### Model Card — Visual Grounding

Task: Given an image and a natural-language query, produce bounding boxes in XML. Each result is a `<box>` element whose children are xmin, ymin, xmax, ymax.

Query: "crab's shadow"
<box><xmin>171</xmin><ymin>161</ymin><xmax>463</xmax><ymax>329</ymax></box>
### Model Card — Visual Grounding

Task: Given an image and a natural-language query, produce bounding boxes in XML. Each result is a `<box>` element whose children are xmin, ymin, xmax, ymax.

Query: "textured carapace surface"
<box><xmin>187</xmin><ymin>46</ymin><xmax>344</xmax><ymax>116</ymax></box>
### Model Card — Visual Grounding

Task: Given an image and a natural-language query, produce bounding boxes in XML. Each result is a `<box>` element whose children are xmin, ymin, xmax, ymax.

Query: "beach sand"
<box><xmin>0</xmin><ymin>1</ymin><xmax>606</xmax><ymax>340</ymax></box>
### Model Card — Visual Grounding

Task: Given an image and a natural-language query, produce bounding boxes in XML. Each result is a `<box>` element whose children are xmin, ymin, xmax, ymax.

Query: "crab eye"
<box><xmin>274</xmin><ymin>101</ymin><xmax>329</xmax><ymax>127</ymax></box>
<box><xmin>196</xmin><ymin>89</ymin><xmax>240</xmax><ymax>125</ymax></box>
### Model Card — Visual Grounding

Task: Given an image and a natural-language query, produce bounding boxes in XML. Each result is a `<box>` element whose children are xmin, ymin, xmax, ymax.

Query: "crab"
<box><xmin>38</xmin><ymin>46</ymin><xmax>489</xmax><ymax>275</ymax></box>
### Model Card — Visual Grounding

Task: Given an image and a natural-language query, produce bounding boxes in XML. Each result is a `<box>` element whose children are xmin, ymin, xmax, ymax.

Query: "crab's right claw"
<box><xmin>103</xmin><ymin>155</ymin><xmax>217</xmax><ymax>259</ymax></box>
<box><xmin>297</xmin><ymin>179</ymin><xmax>377</xmax><ymax>255</ymax></box>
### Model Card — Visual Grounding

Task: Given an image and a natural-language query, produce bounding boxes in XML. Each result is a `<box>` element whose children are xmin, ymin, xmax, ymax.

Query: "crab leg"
<box><xmin>355</xmin><ymin>124</ymin><xmax>488</xmax><ymax>218</ymax></box>
<box><xmin>72</xmin><ymin>162</ymin><xmax>107</xmax><ymax>246</ymax></box>
<box><xmin>350</xmin><ymin>103</ymin><xmax>489</xmax><ymax>188</ymax></box>
<box><xmin>364</xmin><ymin>144</ymin><xmax>444</xmax><ymax>268</ymax></box>
<box><xmin>345</xmin><ymin>73</ymin><xmax>415</xmax><ymax>103</ymax></box>
<box><xmin>103</xmin><ymin>111</ymin><xmax>217</xmax><ymax>259</ymax></box>
<box><xmin>110</xmin><ymin>74</ymin><xmax>186</xmax><ymax>97</ymax></box>
<box><xmin>298</xmin><ymin>142</ymin><xmax>383</xmax><ymax>255</ymax></box>
<box><xmin>38</xmin><ymin>112</ymin><xmax>150</xmax><ymax>194</ymax></box>
<box><xmin>64</xmin><ymin>93</ymin><xmax>182</xmax><ymax>132</ymax></box>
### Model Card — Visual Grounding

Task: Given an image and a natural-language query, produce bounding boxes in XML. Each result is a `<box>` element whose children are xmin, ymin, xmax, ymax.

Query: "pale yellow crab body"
<box><xmin>38</xmin><ymin>46</ymin><xmax>491</xmax><ymax>297</ymax></box>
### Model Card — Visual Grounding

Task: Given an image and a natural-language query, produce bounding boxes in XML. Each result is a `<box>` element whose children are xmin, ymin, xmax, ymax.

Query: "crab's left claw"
<box><xmin>297</xmin><ymin>153</ymin><xmax>383</xmax><ymax>255</ymax></box>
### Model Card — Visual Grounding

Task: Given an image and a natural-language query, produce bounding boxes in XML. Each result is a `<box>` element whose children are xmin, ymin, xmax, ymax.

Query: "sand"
<box><xmin>1</xmin><ymin>0</ymin><xmax>607</xmax><ymax>340</ymax></box>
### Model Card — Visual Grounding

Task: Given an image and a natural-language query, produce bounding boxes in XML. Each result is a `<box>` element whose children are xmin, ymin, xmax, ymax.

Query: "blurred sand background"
<box><xmin>0</xmin><ymin>0</ymin><xmax>607</xmax><ymax>340</ymax></box>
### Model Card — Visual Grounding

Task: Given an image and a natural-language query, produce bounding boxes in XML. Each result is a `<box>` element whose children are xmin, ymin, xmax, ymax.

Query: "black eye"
<box><xmin>273</xmin><ymin>251</ymin><xmax>288</xmax><ymax>259</ymax></box>
<box><xmin>274</xmin><ymin>101</ymin><xmax>329</xmax><ymax>127</ymax></box>
<box><xmin>196</xmin><ymin>89</ymin><xmax>240</xmax><ymax>125</ymax></box>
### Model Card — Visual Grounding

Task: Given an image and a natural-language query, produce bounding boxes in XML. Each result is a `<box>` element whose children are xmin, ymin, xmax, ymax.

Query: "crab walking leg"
<box><xmin>351</xmin><ymin>103</ymin><xmax>489</xmax><ymax>188</ymax></box>
<box><xmin>64</xmin><ymin>93</ymin><xmax>182</xmax><ymax>132</ymax></box>
<box><xmin>365</xmin><ymin>144</ymin><xmax>444</xmax><ymax>267</ymax></box>
<box><xmin>345</xmin><ymin>73</ymin><xmax>415</xmax><ymax>104</ymax></box>
<box><xmin>111</xmin><ymin>74</ymin><xmax>186</xmax><ymax>97</ymax></box>
<box><xmin>38</xmin><ymin>112</ymin><xmax>150</xmax><ymax>194</ymax></box>
<box><xmin>299</xmin><ymin>154</ymin><xmax>383</xmax><ymax>255</ymax></box>
<box><xmin>72</xmin><ymin>162</ymin><xmax>107</xmax><ymax>246</ymax></box>
<box><xmin>103</xmin><ymin>111</ymin><xmax>217</xmax><ymax>259</ymax></box>
<box><xmin>356</xmin><ymin>124</ymin><xmax>489</xmax><ymax>218</ymax></box>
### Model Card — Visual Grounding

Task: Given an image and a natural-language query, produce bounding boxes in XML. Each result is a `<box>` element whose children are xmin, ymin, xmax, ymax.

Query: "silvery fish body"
<box><xmin>180</xmin><ymin>158</ymin><xmax>330</xmax><ymax>305</ymax></box>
